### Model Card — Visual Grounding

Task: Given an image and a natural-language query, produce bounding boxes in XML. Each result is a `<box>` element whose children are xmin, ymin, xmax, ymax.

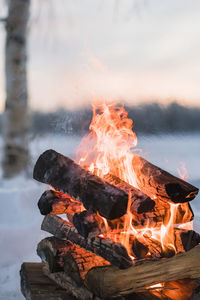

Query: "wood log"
<box><xmin>84</xmin><ymin>245</ymin><xmax>200</xmax><ymax>298</ymax></box>
<box><xmin>132</xmin><ymin>155</ymin><xmax>199</xmax><ymax>204</ymax></box>
<box><xmin>20</xmin><ymin>262</ymin><xmax>76</xmax><ymax>300</ymax></box>
<box><xmin>33</xmin><ymin>149</ymin><xmax>128</xmax><ymax>219</ymax></box>
<box><xmin>20</xmin><ymin>262</ymin><xmax>200</xmax><ymax>300</ymax></box>
<box><xmin>104</xmin><ymin>173</ymin><xmax>155</xmax><ymax>214</ymax></box>
<box><xmin>20</xmin><ymin>261</ymin><xmax>164</xmax><ymax>300</ymax></box>
<box><xmin>42</xmin><ymin>262</ymin><xmax>96</xmax><ymax>300</ymax></box>
<box><xmin>37</xmin><ymin>236</ymin><xmax>109</xmax><ymax>285</ymax></box>
<box><xmin>72</xmin><ymin>210</ymin><xmax>199</xmax><ymax>259</ymax></box>
<box><xmin>38</xmin><ymin>190</ymin><xmax>84</xmax><ymax>216</ymax></box>
<box><xmin>132</xmin><ymin>201</ymin><xmax>193</xmax><ymax>229</ymax></box>
<box><xmin>41</xmin><ymin>215</ymin><xmax>133</xmax><ymax>269</ymax></box>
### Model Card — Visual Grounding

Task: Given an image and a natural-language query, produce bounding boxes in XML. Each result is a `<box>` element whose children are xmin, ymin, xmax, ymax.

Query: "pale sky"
<box><xmin>0</xmin><ymin>0</ymin><xmax>200</xmax><ymax>112</ymax></box>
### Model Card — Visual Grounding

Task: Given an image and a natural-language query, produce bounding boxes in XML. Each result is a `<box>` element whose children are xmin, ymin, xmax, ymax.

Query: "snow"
<box><xmin>0</xmin><ymin>133</ymin><xmax>200</xmax><ymax>299</ymax></box>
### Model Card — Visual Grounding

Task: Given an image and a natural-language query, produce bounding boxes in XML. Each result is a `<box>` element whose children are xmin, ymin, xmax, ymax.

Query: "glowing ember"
<box><xmin>76</xmin><ymin>102</ymin><xmax>193</xmax><ymax>259</ymax></box>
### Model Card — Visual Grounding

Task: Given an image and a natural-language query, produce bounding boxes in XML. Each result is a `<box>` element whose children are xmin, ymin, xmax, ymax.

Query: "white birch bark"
<box><xmin>2</xmin><ymin>0</ymin><xmax>30</xmax><ymax>177</ymax></box>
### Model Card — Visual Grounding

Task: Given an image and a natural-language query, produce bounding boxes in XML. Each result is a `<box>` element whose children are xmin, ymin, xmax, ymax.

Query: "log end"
<box><xmin>33</xmin><ymin>149</ymin><xmax>58</xmax><ymax>183</ymax></box>
<box><xmin>166</xmin><ymin>183</ymin><xmax>199</xmax><ymax>203</ymax></box>
<box><xmin>38</xmin><ymin>190</ymin><xmax>55</xmax><ymax>215</ymax></box>
<box><xmin>131</xmin><ymin>196</ymin><xmax>155</xmax><ymax>214</ymax></box>
<box><xmin>73</xmin><ymin>211</ymin><xmax>100</xmax><ymax>239</ymax></box>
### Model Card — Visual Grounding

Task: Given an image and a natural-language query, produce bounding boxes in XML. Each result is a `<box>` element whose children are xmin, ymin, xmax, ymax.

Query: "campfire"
<box><xmin>20</xmin><ymin>103</ymin><xmax>200</xmax><ymax>300</ymax></box>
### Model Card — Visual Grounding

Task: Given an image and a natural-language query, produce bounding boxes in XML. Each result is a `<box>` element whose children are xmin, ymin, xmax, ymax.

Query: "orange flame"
<box><xmin>76</xmin><ymin>102</ymin><xmax>193</xmax><ymax>259</ymax></box>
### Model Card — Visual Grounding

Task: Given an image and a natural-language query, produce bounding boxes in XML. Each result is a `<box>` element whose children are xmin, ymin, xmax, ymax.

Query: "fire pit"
<box><xmin>20</xmin><ymin>104</ymin><xmax>200</xmax><ymax>300</ymax></box>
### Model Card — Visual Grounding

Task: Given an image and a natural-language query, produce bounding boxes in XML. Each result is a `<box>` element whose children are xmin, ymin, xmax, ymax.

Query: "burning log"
<box><xmin>33</xmin><ymin>149</ymin><xmax>128</xmax><ymax>219</ymax></box>
<box><xmin>37</xmin><ymin>237</ymin><xmax>109</xmax><ymax>285</ymax></box>
<box><xmin>41</xmin><ymin>215</ymin><xmax>133</xmax><ymax>269</ymax></box>
<box><xmin>131</xmin><ymin>239</ymin><xmax>149</xmax><ymax>259</ymax></box>
<box><xmin>132</xmin><ymin>155</ymin><xmax>199</xmax><ymax>204</ymax></box>
<box><xmin>73</xmin><ymin>210</ymin><xmax>106</xmax><ymax>239</ymax></box>
<box><xmin>38</xmin><ymin>190</ymin><xmax>84</xmax><ymax>216</ymax></box>
<box><xmin>104</xmin><ymin>173</ymin><xmax>155</xmax><ymax>214</ymax></box>
<box><xmin>72</xmin><ymin>211</ymin><xmax>159</xmax><ymax>259</ymax></box>
<box><xmin>84</xmin><ymin>245</ymin><xmax>200</xmax><ymax>298</ymax></box>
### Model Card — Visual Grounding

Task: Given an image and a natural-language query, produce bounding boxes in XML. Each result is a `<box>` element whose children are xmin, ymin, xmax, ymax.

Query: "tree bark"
<box><xmin>3</xmin><ymin>0</ymin><xmax>30</xmax><ymax>178</ymax></box>
<box><xmin>132</xmin><ymin>155</ymin><xmax>199</xmax><ymax>204</ymax></box>
<box><xmin>84</xmin><ymin>245</ymin><xmax>200</xmax><ymax>298</ymax></box>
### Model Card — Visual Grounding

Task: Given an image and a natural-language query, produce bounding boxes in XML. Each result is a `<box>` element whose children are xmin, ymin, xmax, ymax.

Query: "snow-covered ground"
<box><xmin>0</xmin><ymin>133</ymin><xmax>200</xmax><ymax>299</ymax></box>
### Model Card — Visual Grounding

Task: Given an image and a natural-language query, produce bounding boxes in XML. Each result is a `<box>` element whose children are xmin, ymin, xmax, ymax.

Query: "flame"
<box><xmin>76</xmin><ymin>103</ymin><xmax>138</xmax><ymax>186</ymax></box>
<box><xmin>76</xmin><ymin>102</ymin><xmax>193</xmax><ymax>259</ymax></box>
<box><xmin>178</xmin><ymin>162</ymin><xmax>189</xmax><ymax>182</ymax></box>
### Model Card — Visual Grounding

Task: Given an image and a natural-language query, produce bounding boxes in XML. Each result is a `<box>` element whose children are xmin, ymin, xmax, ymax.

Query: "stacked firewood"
<box><xmin>22</xmin><ymin>149</ymin><xmax>200</xmax><ymax>299</ymax></box>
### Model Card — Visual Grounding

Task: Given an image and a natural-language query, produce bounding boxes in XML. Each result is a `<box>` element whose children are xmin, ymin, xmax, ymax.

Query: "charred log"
<box><xmin>132</xmin><ymin>155</ymin><xmax>199</xmax><ymax>204</ymax></box>
<box><xmin>175</xmin><ymin>229</ymin><xmax>200</xmax><ymax>252</ymax></box>
<box><xmin>33</xmin><ymin>150</ymin><xmax>128</xmax><ymax>219</ymax></box>
<box><xmin>104</xmin><ymin>173</ymin><xmax>155</xmax><ymax>214</ymax></box>
<box><xmin>41</xmin><ymin>215</ymin><xmax>132</xmax><ymax>269</ymax></box>
<box><xmin>38</xmin><ymin>190</ymin><xmax>84</xmax><ymax>216</ymax></box>
<box><xmin>131</xmin><ymin>239</ymin><xmax>149</xmax><ymax>259</ymax></box>
<box><xmin>84</xmin><ymin>245</ymin><xmax>200</xmax><ymax>298</ymax></box>
<box><xmin>73</xmin><ymin>210</ymin><xmax>105</xmax><ymax>239</ymax></box>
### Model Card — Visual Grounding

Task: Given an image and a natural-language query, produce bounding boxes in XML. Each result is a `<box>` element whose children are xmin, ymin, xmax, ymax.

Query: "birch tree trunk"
<box><xmin>2</xmin><ymin>0</ymin><xmax>30</xmax><ymax>178</ymax></box>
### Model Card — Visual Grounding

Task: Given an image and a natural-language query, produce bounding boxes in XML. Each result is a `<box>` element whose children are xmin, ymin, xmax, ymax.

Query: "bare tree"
<box><xmin>2</xmin><ymin>0</ymin><xmax>30</xmax><ymax>178</ymax></box>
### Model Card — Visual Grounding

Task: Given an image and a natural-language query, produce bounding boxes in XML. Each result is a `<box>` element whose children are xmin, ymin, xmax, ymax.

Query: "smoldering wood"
<box><xmin>131</xmin><ymin>228</ymin><xmax>200</xmax><ymax>259</ymax></box>
<box><xmin>3</xmin><ymin>0</ymin><xmax>30</xmax><ymax>178</ymax></box>
<box><xmin>131</xmin><ymin>239</ymin><xmax>149</xmax><ymax>259</ymax></box>
<box><xmin>73</xmin><ymin>206</ymin><xmax>162</xmax><ymax>238</ymax></box>
<box><xmin>104</xmin><ymin>173</ymin><xmax>155</xmax><ymax>214</ymax></box>
<box><xmin>84</xmin><ymin>245</ymin><xmax>200</xmax><ymax>298</ymax></box>
<box><xmin>37</xmin><ymin>236</ymin><xmax>109</xmax><ymax>285</ymax></box>
<box><xmin>20</xmin><ymin>262</ymin><xmax>75</xmax><ymax>300</ymax></box>
<box><xmin>73</xmin><ymin>210</ymin><xmax>105</xmax><ymax>239</ymax></box>
<box><xmin>38</xmin><ymin>190</ymin><xmax>84</xmax><ymax>216</ymax></box>
<box><xmin>131</xmin><ymin>199</ymin><xmax>193</xmax><ymax>231</ymax></box>
<box><xmin>41</xmin><ymin>215</ymin><xmax>132</xmax><ymax>268</ymax></box>
<box><xmin>72</xmin><ymin>212</ymin><xmax>199</xmax><ymax>259</ymax></box>
<box><xmin>190</xmin><ymin>281</ymin><xmax>200</xmax><ymax>300</ymax></box>
<box><xmin>33</xmin><ymin>149</ymin><xmax>128</xmax><ymax>219</ymax></box>
<box><xmin>131</xmin><ymin>202</ymin><xmax>193</xmax><ymax>230</ymax></box>
<box><xmin>143</xmin><ymin>279</ymin><xmax>200</xmax><ymax>300</ymax></box>
<box><xmin>132</xmin><ymin>155</ymin><xmax>199</xmax><ymax>204</ymax></box>
<box><xmin>176</xmin><ymin>229</ymin><xmax>200</xmax><ymax>252</ymax></box>
<box><xmin>72</xmin><ymin>211</ymin><xmax>160</xmax><ymax>260</ymax></box>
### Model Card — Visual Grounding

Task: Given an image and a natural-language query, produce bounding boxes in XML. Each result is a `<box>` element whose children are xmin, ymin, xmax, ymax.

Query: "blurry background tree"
<box><xmin>2</xmin><ymin>0</ymin><xmax>30</xmax><ymax>178</ymax></box>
